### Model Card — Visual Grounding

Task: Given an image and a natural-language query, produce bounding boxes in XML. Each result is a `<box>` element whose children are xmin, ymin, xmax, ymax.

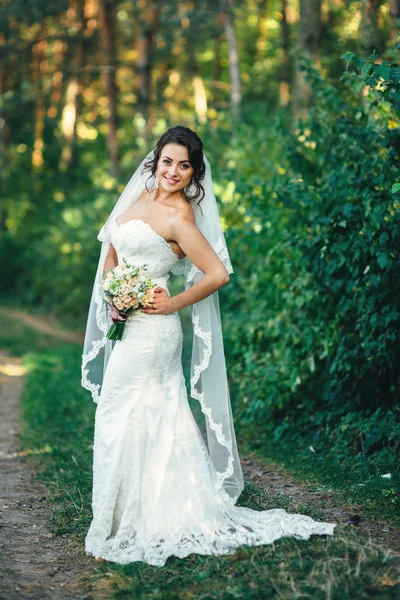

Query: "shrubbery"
<box><xmin>220</xmin><ymin>50</ymin><xmax>400</xmax><ymax>473</ymax></box>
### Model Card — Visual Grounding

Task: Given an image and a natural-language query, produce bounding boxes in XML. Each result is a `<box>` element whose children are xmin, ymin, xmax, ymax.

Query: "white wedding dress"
<box><xmin>84</xmin><ymin>217</ymin><xmax>336</xmax><ymax>567</ymax></box>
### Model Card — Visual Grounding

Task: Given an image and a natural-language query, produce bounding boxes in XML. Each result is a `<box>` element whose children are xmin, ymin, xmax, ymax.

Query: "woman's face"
<box><xmin>156</xmin><ymin>143</ymin><xmax>194</xmax><ymax>193</ymax></box>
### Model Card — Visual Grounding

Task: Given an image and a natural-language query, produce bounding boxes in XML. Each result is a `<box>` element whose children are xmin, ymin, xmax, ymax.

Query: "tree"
<box><xmin>280</xmin><ymin>0</ymin><xmax>290</xmax><ymax>107</ymax></box>
<box><xmin>98</xmin><ymin>0</ymin><xmax>119</xmax><ymax>175</ymax></box>
<box><xmin>292</xmin><ymin>0</ymin><xmax>321</xmax><ymax>121</ymax></box>
<box><xmin>360</xmin><ymin>0</ymin><xmax>385</xmax><ymax>56</ymax></box>
<box><xmin>31</xmin><ymin>30</ymin><xmax>47</xmax><ymax>170</ymax></box>
<box><xmin>220</xmin><ymin>0</ymin><xmax>241</xmax><ymax>119</ymax></box>
<box><xmin>136</xmin><ymin>0</ymin><xmax>160</xmax><ymax>135</ymax></box>
<box><xmin>59</xmin><ymin>0</ymin><xmax>88</xmax><ymax>172</ymax></box>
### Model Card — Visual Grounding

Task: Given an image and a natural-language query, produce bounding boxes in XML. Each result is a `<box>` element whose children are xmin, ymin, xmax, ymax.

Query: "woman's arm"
<box><xmin>103</xmin><ymin>242</ymin><xmax>118</xmax><ymax>273</ymax></box>
<box><xmin>103</xmin><ymin>243</ymin><xmax>127</xmax><ymax>322</ymax></box>
<box><xmin>143</xmin><ymin>214</ymin><xmax>230</xmax><ymax>315</ymax></box>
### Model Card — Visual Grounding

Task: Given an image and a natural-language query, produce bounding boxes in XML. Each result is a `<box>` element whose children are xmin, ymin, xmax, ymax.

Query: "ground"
<box><xmin>0</xmin><ymin>352</ymin><xmax>100</xmax><ymax>600</ymax></box>
<box><xmin>0</xmin><ymin>311</ymin><xmax>399</xmax><ymax>599</ymax></box>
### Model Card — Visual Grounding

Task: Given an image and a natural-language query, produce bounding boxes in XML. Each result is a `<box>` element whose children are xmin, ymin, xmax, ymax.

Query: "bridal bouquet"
<box><xmin>102</xmin><ymin>258</ymin><xmax>156</xmax><ymax>341</ymax></box>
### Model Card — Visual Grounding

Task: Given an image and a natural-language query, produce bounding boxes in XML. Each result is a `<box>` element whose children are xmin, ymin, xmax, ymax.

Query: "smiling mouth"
<box><xmin>164</xmin><ymin>176</ymin><xmax>179</xmax><ymax>185</ymax></box>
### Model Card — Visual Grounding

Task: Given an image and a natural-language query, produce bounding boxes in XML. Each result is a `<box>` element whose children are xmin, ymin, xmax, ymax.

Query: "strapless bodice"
<box><xmin>111</xmin><ymin>217</ymin><xmax>182</xmax><ymax>288</ymax></box>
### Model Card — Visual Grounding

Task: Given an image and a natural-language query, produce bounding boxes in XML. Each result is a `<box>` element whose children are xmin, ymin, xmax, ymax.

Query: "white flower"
<box><xmin>381</xmin><ymin>473</ymin><xmax>392</xmax><ymax>479</ymax></box>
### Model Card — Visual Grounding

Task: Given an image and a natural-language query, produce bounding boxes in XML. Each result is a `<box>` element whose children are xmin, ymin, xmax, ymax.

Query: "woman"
<box><xmin>82</xmin><ymin>126</ymin><xmax>336</xmax><ymax>567</ymax></box>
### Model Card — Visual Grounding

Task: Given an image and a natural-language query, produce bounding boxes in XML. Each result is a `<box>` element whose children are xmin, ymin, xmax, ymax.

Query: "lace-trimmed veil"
<box><xmin>81</xmin><ymin>149</ymin><xmax>244</xmax><ymax>504</ymax></box>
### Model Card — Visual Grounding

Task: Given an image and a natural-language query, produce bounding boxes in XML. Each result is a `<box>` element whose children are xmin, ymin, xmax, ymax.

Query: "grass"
<box><xmin>0</xmin><ymin>296</ymin><xmax>85</xmax><ymax>333</ymax></box>
<box><xmin>0</xmin><ymin>311</ymin><xmax>69</xmax><ymax>355</ymax></box>
<box><xmin>237</xmin><ymin>427</ymin><xmax>400</xmax><ymax>527</ymax></box>
<box><xmin>1</xmin><ymin>312</ymin><xmax>400</xmax><ymax>598</ymax></box>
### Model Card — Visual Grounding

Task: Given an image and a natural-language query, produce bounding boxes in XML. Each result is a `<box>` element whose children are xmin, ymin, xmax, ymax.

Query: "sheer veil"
<box><xmin>81</xmin><ymin>149</ymin><xmax>244</xmax><ymax>504</ymax></box>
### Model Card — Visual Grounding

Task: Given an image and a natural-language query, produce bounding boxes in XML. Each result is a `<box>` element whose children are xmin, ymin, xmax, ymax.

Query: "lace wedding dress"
<box><xmin>84</xmin><ymin>217</ymin><xmax>336</xmax><ymax>567</ymax></box>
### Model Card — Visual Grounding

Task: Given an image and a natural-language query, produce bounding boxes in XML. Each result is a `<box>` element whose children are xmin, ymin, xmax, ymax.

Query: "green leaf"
<box><xmin>340</xmin><ymin>51</ymin><xmax>355</xmax><ymax>69</ymax></box>
<box><xmin>355</xmin><ymin>57</ymin><xmax>365</xmax><ymax>70</ymax></box>
<box><xmin>376</xmin><ymin>64</ymin><xmax>391</xmax><ymax>81</ymax></box>
<box><xmin>361</xmin><ymin>61</ymin><xmax>373</xmax><ymax>78</ymax></box>
<box><xmin>379</xmin><ymin>232</ymin><xmax>389</xmax><ymax>245</ymax></box>
<box><xmin>377</xmin><ymin>252</ymin><xmax>390</xmax><ymax>269</ymax></box>
<box><xmin>391</xmin><ymin>183</ymin><xmax>400</xmax><ymax>194</ymax></box>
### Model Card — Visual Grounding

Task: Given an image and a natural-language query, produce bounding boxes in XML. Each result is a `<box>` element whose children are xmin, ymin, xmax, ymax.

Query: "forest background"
<box><xmin>1</xmin><ymin>0</ymin><xmax>399</xmax><ymax>512</ymax></box>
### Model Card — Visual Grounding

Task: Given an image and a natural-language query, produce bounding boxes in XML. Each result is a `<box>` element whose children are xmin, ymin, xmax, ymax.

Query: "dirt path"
<box><xmin>0</xmin><ymin>353</ymin><xmax>100</xmax><ymax>600</ymax></box>
<box><xmin>0</xmin><ymin>309</ymin><xmax>84</xmax><ymax>344</ymax></box>
<box><xmin>241</xmin><ymin>453</ymin><xmax>400</xmax><ymax>554</ymax></box>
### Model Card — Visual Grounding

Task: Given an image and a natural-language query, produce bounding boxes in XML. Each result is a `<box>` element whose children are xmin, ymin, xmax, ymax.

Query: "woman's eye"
<box><xmin>181</xmin><ymin>164</ymin><xmax>190</xmax><ymax>169</ymax></box>
<box><xmin>163</xmin><ymin>159</ymin><xmax>170</xmax><ymax>165</ymax></box>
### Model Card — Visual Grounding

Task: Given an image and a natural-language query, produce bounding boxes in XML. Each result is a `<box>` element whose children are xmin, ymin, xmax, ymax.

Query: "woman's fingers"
<box><xmin>142</xmin><ymin>288</ymin><xmax>169</xmax><ymax>314</ymax></box>
<box><xmin>110</xmin><ymin>306</ymin><xmax>127</xmax><ymax>321</ymax></box>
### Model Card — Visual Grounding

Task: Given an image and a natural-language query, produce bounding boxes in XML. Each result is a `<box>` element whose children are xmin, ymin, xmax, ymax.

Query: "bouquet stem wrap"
<box><xmin>106</xmin><ymin>320</ymin><xmax>126</xmax><ymax>341</ymax></box>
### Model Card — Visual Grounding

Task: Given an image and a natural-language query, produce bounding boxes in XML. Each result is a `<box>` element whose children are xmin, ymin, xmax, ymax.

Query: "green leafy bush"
<box><xmin>220</xmin><ymin>49</ymin><xmax>400</xmax><ymax>473</ymax></box>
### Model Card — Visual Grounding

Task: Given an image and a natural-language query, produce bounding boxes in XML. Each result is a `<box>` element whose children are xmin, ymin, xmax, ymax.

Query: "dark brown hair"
<box><xmin>142</xmin><ymin>125</ymin><xmax>206</xmax><ymax>206</ymax></box>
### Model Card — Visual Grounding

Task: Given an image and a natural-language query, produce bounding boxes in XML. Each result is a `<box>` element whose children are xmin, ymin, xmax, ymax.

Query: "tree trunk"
<box><xmin>98</xmin><ymin>0</ymin><xmax>119</xmax><ymax>176</ymax></box>
<box><xmin>390</xmin><ymin>0</ymin><xmax>399</xmax><ymax>18</ymax></box>
<box><xmin>212</xmin><ymin>14</ymin><xmax>224</xmax><ymax>106</ymax></box>
<box><xmin>49</xmin><ymin>41</ymin><xmax>67</xmax><ymax>117</ymax></box>
<box><xmin>0</xmin><ymin>60</ymin><xmax>7</xmax><ymax>230</ymax></box>
<box><xmin>136</xmin><ymin>2</ymin><xmax>160</xmax><ymax>134</ymax></box>
<box><xmin>292</xmin><ymin>0</ymin><xmax>321</xmax><ymax>122</ymax></box>
<box><xmin>256</xmin><ymin>0</ymin><xmax>269</xmax><ymax>61</ymax></box>
<box><xmin>187</xmin><ymin>42</ymin><xmax>208</xmax><ymax>125</ymax></box>
<box><xmin>360</xmin><ymin>0</ymin><xmax>385</xmax><ymax>56</ymax></box>
<box><xmin>390</xmin><ymin>0</ymin><xmax>400</xmax><ymax>40</ymax></box>
<box><xmin>59</xmin><ymin>0</ymin><xmax>87</xmax><ymax>172</ymax></box>
<box><xmin>221</xmin><ymin>0</ymin><xmax>241</xmax><ymax>120</ymax></box>
<box><xmin>280</xmin><ymin>0</ymin><xmax>290</xmax><ymax>107</ymax></box>
<box><xmin>31</xmin><ymin>33</ymin><xmax>47</xmax><ymax>169</ymax></box>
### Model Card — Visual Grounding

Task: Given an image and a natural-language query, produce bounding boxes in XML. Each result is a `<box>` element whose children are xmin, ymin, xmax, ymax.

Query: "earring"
<box><xmin>185</xmin><ymin>179</ymin><xmax>196</xmax><ymax>197</ymax></box>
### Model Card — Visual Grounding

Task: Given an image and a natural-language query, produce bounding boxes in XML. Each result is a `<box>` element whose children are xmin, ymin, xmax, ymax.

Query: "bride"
<box><xmin>81</xmin><ymin>125</ymin><xmax>336</xmax><ymax>567</ymax></box>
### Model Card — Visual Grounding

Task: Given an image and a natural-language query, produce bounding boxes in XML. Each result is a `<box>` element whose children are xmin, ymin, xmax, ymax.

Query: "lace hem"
<box><xmin>190</xmin><ymin>314</ymin><xmax>235</xmax><ymax>494</ymax></box>
<box><xmin>85</xmin><ymin>510</ymin><xmax>336</xmax><ymax>567</ymax></box>
<box><xmin>81</xmin><ymin>336</ymin><xmax>106</xmax><ymax>403</ymax></box>
<box><xmin>81</xmin><ymin>281</ymin><xmax>108</xmax><ymax>403</ymax></box>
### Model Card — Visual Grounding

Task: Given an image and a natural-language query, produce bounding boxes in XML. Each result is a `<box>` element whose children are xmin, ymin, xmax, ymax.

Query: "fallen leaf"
<box><xmin>377</xmin><ymin>576</ymin><xmax>398</xmax><ymax>587</ymax></box>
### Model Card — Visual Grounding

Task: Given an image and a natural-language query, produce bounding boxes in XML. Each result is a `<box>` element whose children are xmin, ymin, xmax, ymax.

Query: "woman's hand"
<box><xmin>109</xmin><ymin>303</ymin><xmax>127</xmax><ymax>323</ymax></box>
<box><xmin>142</xmin><ymin>287</ymin><xmax>176</xmax><ymax>315</ymax></box>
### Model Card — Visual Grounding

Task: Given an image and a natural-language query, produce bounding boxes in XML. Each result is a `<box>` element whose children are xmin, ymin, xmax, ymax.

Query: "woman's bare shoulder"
<box><xmin>168</xmin><ymin>197</ymin><xmax>196</xmax><ymax>225</ymax></box>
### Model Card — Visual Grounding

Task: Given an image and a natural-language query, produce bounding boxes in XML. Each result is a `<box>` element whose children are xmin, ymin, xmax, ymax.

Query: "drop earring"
<box><xmin>185</xmin><ymin>179</ymin><xmax>196</xmax><ymax>197</ymax></box>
